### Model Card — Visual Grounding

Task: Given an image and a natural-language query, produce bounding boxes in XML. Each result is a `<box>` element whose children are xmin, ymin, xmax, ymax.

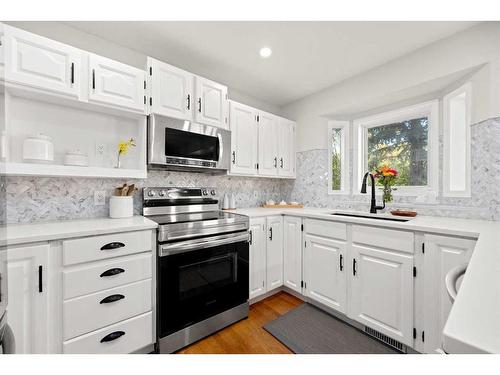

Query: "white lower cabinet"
<box><xmin>304</xmin><ymin>234</ymin><xmax>347</xmax><ymax>313</ymax></box>
<box><xmin>283</xmin><ymin>216</ymin><xmax>302</xmax><ymax>293</ymax></box>
<box><xmin>350</xmin><ymin>244</ymin><xmax>414</xmax><ymax>346</ymax></box>
<box><xmin>266</xmin><ymin>216</ymin><xmax>284</xmax><ymax>290</ymax></box>
<box><xmin>248</xmin><ymin>216</ymin><xmax>285</xmax><ymax>300</ymax></box>
<box><xmin>421</xmin><ymin>234</ymin><xmax>476</xmax><ymax>353</ymax></box>
<box><xmin>249</xmin><ymin>218</ymin><xmax>267</xmax><ymax>299</ymax></box>
<box><xmin>6</xmin><ymin>243</ymin><xmax>50</xmax><ymax>354</ymax></box>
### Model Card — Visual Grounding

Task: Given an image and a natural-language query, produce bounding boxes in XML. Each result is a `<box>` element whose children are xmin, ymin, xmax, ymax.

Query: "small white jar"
<box><xmin>109</xmin><ymin>196</ymin><xmax>133</xmax><ymax>218</ymax></box>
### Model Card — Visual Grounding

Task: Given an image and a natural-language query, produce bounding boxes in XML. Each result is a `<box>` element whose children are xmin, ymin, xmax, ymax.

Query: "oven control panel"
<box><xmin>143</xmin><ymin>187</ymin><xmax>218</xmax><ymax>201</ymax></box>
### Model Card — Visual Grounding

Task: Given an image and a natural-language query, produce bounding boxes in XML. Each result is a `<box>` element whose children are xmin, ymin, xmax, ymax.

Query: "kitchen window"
<box><xmin>328</xmin><ymin>121</ymin><xmax>349</xmax><ymax>194</ymax></box>
<box><xmin>443</xmin><ymin>83</ymin><xmax>471</xmax><ymax>197</ymax></box>
<box><xmin>353</xmin><ymin>101</ymin><xmax>439</xmax><ymax>196</ymax></box>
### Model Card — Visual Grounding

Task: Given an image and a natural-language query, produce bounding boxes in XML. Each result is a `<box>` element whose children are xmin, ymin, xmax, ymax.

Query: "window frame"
<box><xmin>443</xmin><ymin>82</ymin><xmax>472</xmax><ymax>197</ymax></box>
<box><xmin>327</xmin><ymin>120</ymin><xmax>350</xmax><ymax>194</ymax></box>
<box><xmin>352</xmin><ymin>100</ymin><xmax>439</xmax><ymax>196</ymax></box>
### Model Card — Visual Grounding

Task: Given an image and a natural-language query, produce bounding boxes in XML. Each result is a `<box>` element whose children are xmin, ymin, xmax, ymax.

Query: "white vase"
<box><xmin>109</xmin><ymin>196</ymin><xmax>133</xmax><ymax>218</ymax></box>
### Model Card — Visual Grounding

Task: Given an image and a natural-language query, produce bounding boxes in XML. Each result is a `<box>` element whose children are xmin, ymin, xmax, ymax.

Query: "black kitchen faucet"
<box><xmin>361</xmin><ymin>172</ymin><xmax>386</xmax><ymax>214</ymax></box>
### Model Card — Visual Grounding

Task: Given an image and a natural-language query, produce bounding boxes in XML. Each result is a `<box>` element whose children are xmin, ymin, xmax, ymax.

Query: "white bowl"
<box><xmin>23</xmin><ymin>134</ymin><xmax>54</xmax><ymax>163</ymax></box>
<box><xmin>64</xmin><ymin>150</ymin><xmax>89</xmax><ymax>166</ymax></box>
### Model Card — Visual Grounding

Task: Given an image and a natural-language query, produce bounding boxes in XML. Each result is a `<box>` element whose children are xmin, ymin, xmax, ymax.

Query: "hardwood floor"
<box><xmin>176</xmin><ymin>292</ymin><xmax>303</xmax><ymax>354</ymax></box>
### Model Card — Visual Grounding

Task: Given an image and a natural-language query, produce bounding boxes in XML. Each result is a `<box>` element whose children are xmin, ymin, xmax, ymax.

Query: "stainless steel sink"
<box><xmin>330</xmin><ymin>212</ymin><xmax>410</xmax><ymax>222</ymax></box>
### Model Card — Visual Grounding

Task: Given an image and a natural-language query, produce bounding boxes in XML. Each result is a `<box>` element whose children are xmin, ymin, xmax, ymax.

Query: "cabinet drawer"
<box><xmin>63</xmin><ymin>253</ymin><xmax>152</xmax><ymax>300</ymax></box>
<box><xmin>305</xmin><ymin>219</ymin><xmax>346</xmax><ymax>241</ymax></box>
<box><xmin>63</xmin><ymin>312</ymin><xmax>153</xmax><ymax>354</ymax></box>
<box><xmin>63</xmin><ymin>230</ymin><xmax>152</xmax><ymax>266</ymax></box>
<box><xmin>352</xmin><ymin>225</ymin><xmax>414</xmax><ymax>254</ymax></box>
<box><xmin>63</xmin><ymin>278</ymin><xmax>152</xmax><ymax>340</ymax></box>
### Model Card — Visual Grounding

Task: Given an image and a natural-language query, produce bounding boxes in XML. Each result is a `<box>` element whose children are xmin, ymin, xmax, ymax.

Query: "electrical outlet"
<box><xmin>253</xmin><ymin>190</ymin><xmax>258</xmax><ymax>199</ymax></box>
<box><xmin>94</xmin><ymin>191</ymin><xmax>106</xmax><ymax>206</ymax></box>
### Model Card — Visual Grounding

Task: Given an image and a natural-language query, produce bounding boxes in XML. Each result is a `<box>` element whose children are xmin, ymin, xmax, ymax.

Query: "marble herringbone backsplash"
<box><xmin>3</xmin><ymin>118</ymin><xmax>499</xmax><ymax>224</ymax></box>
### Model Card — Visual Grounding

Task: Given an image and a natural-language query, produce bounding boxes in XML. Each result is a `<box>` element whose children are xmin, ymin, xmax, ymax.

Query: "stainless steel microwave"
<box><xmin>148</xmin><ymin>114</ymin><xmax>231</xmax><ymax>173</ymax></box>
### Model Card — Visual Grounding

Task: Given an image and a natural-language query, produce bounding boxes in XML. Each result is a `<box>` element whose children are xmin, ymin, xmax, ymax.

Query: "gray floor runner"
<box><xmin>264</xmin><ymin>303</ymin><xmax>400</xmax><ymax>354</ymax></box>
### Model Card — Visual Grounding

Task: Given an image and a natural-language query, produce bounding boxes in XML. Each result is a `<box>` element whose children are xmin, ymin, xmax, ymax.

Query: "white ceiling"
<box><xmin>66</xmin><ymin>21</ymin><xmax>478</xmax><ymax>107</ymax></box>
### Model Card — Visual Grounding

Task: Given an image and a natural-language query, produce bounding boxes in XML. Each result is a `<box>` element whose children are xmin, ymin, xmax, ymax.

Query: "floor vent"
<box><xmin>364</xmin><ymin>327</ymin><xmax>406</xmax><ymax>353</ymax></box>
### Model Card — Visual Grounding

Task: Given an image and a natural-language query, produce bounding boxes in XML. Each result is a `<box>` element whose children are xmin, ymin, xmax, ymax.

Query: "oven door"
<box><xmin>148</xmin><ymin>114</ymin><xmax>230</xmax><ymax>171</ymax></box>
<box><xmin>157</xmin><ymin>232</ymin><xmax>249</xmax><ymax>338</ymax></box>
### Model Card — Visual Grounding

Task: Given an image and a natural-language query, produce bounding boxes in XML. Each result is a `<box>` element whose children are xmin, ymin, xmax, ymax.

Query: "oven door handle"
<box><xmin>159</xmin><ymin>232</ymin><xmax>250</xmax><ymax>257</ymax></box>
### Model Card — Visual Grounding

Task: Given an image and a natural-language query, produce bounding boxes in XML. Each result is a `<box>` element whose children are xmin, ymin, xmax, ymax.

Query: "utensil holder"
<box><xmin>109</xmin><ymin>196</ymin><xmax>133</xmax><ymax>218</ymax></box>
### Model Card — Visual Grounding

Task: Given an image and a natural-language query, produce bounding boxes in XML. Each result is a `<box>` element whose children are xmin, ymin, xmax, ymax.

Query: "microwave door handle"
<box><xmin>218</xmin><ymin>133</ymin><xmax>224</xmax><ymax>164</ymax></box>
<box><xmin>159</xmin><ymin>232</ymin><xmax>250</xmax><ymax>256</ymax></box>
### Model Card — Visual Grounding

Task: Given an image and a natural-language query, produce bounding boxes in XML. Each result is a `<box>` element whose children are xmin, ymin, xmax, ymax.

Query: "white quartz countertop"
<box><xmin>233</xmin><ymin>206</ymin><xmax>500</xmax><ymax>353</ymax></box>
<box><xmin>0</xmin><ymin>216</ymin><xmax>158</xmax><ymax>247</ymax></box>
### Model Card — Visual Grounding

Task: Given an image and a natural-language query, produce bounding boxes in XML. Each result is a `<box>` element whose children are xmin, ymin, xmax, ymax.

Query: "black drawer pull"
<box><xmin>100</xmin><ymin>294</ymin><xmax>125</xmax><ymax>304</ymax></box>
<box><xmin>100</xmin><ymin>268</ymin><xmax>125</xmax><ymax>278</ymax></box>
<box><xmin>100</xmin><ymin>242</ymin><xmax>125</xmax><ymax>251</ymax></box>
<box><xmin>100</xmin><ymin>331</ymin><xmax>125</xmax><ymax>343</ymax></box>
<box><xmin>38</xmin><ymin>265</ymin><xmax>43</xmax><ymax>293</ymax></box>
<box><xmin>353</xmin><ymin>258</ymin><xmax>357</xmax><ymax>276</ymax></box>
<box><xmin>339</xmin><ymin>254</ymin><xmax>344</xmax><ymax>271</ymax></box>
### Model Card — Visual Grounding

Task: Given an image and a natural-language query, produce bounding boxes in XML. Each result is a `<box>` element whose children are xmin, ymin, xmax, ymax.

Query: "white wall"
<box><xmin>281</xmin><ymin>22</ymin><xmax>500</xmax><ymax>152</ymax></box>
<box><xmin>5</xmin><ymin>21</ymin><xmax>282</xmax><ymax>116</ymax></box>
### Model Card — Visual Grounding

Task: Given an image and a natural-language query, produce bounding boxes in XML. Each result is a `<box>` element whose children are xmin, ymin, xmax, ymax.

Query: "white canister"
<box><xmin>64</xmin><ymin>150</ymin><xmax>89</xmax><ymax>166</ymax></box>
<box><xmin>222</xmin><ymin>193</ymin><xmax>229</xmax><ymax>210</ymax></box>
<box><xmin>22</xmin><ymin>133</ymin><xmax>54</xmax><ymax>163</ymax></box>
<box><xmin>229</xmin><ymin>194</ymin><xmax>236</xmax><ymax>209</ymax></box>
<box><xmin>109</xmin><ymin>196</ymin><xmax>134</xmax><ymax>218</ymax></box>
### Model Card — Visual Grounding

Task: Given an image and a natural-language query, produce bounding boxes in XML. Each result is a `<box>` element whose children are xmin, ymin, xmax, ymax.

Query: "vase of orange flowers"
<box><xmin>374</xmin><ymin>165</ymin><xmax>398</xmax><ymax>203</ymax></box>
<box><xmin>116</xmin><ymin>138</ymin><xmax>136</xmax><ymax>169</ymax></box>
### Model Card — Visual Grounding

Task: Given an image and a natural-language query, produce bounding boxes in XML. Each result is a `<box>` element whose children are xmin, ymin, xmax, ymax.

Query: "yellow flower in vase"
<box><xmin>116</xmin><ymin>138</ymin><xmax>136</xmax><ymax>168</ymax></box>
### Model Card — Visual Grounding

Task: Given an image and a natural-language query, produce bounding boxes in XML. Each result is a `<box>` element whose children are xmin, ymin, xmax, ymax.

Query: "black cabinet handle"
<box><xmin>100</xmin><ymin>242</ymin><xmax>125</xmax><ymax>251</ymax></box>
<box><xmin>274</xmin><ymin>157</ymin><xmax>277</xmax><ymax>168</ymax></box>
<box><xmin>100</xmin><ymin>268</ymin><xmax>125</xmax><ymax>278</ymax></box>
<box><xmin>187</xmin><ymin>94</ymin><xmax>191</xmax><ymax>110</ymax></box>
<box><xmin>100</xmin><ymin>294</ymin><xmax>125</xmax><ymax>304</ymax></box>
<box><xmin>249</xmin><ymin>230</ymin><xmax>253</xmax><ymax>245</ymax></box>
<box><xmin>100</xmin><ymin>331</ymin><xmax>125</xmax><ymax>343</ymax></box>
<box><xmin>280</xmin><ymin>157</ymin><xmax>284</xmax><ymax>168</ymax></box>
<box><xmin>198</xmin><ymin>98</ymin><xmax>202</xmax><ymax>113</ymax></box>
<box><xmin>340</xmin><ymin>254</ymin><xmax>344</xmax><ymax>271</ymax></box>
<box><xmin>38</xmin><ymin>265</ymin><xmax>43</xmax><ymax>293</ymax></box>
<box><xmin>353</xmin><ymin>258</ymin><xmax>357</xmax><ymax>276</ymax></box>
<box><xmin>92</xmin><ymin>69</ymin><xmax>96</xmax><ymax>90</ymax></box>
<box><xmin>269</xmin><ymin>227</ymin><xmax>273</xmax><ymax>241</ymax></box>
<box><xmin>71</xmin><ymin>62</ymin><xmax>75</xmax><ymax>84</ymax></box>
<box><xmin>232</xmin><ymin>151</ymin><xmax>236</xmax><ymax>164</ymax></box>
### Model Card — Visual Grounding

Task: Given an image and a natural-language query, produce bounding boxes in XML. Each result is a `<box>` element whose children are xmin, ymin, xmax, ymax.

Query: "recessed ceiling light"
<box><xmin>259</xmin><ymin>47</ymin><xmax>272</xmax><ymax>58</ymax></box>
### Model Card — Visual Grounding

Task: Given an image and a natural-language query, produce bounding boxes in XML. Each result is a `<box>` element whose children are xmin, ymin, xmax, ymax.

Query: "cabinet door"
<box><xmin>266</xmin><ymin>216</ymin><xmax>283</xmax><ymax>291</ymax></box>
<box><xmin>423</xmin><ymin>235</ymin><xmax>475</xmax><ymax>353</ymax></box>
<box><xmin>278</xmin><ymin>119</ymin><xmax>296</xmax><ymax>177</ymax></box>
<box><xmin>283</xmin><ymin>216</ymin><xmax>302</xmax><ymax>293</ymax></box>
<box><xmin>7</xmin><ymin>244</ymin><xmax>50</xmax><ymax>354</ymax></box>
<box><xmin>88</xmin><ymin>54</ymin><xmax>145</xmax><ymax>112</ymax></box>
<box><xmin>0</xmin><ymin>24</ymin><xmax>5</xmax><ymax>79</ymax></box>
<box><xmin>229</xmin><ymin>101</ymin><xmax>258</xmax><ymax>175</ymax></box>
<box><xmin>249</xmin><ymin>218</ymin><xmax>266</xmax><ymax>299</ymax></box>
<box><xmin>258</xmin><ymin>112</ymin><xmax>279</xmax><ymax>176</ymax></box>
<box><xmin>149</xmin><ymin>58</ymin><xmax>193</xmax><ymax>120</ymax></box>
<box><xmin>194</xmin><ymin>76</ymin><xmax>228</xmax><ymax>128</ymax></box>
<box><xmin>304</xmin><ymin>234</ymin><xmax>347</xmax><ymax>313</ymax></box>
<box><xmin>4</xmin><ymin>25</ymin><xmax>81</xmax><ymax>98</ymax></box>
<box><xmin>350</xmin><ymin>244</ymin><xmax>414</xmax><ymax>346</ymax></box>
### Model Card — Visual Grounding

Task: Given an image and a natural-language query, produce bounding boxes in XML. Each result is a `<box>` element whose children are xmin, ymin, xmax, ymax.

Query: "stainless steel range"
<box><xmin>143</xmin><ymin>187</ymin><xmax>250</xmax><ymax>353</ymax></box>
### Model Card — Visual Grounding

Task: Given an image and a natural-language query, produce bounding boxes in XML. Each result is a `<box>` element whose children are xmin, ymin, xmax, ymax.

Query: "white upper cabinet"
<box><xmin>266</xmin><ymin>215</ymin><xmax>284</xmax><ymax>291</ymax></box>
<box><xmin>6</xmin><ymin>244</ymin><xmax>50</xmax><ymax>354</ymax></box>
<box><xmin>304</xmin><ymin>234</ymin><xmax>347</xmax><ymax>313</ymax></box>
<box><xmin>148</xmin><ymin>58</ymin><xmax>193</xmax><ymax>120</ymax></box>
<box><xmin>278</xmin><ymin>118</ymin><xmax>296</xmax><ymax>177</ymax></box>
<box><xmin>89</xmin><ymin>54</ymin><xmax>145</xmax><ymax>113</ymax></box>
<box><xmin>0</xmin><ymin>24</ymin><xmax>5</xmax><ymax>79</ymax></box>
<box><xmin>4</xmin><ymin>25</ymin><xmax>82</xmax><ymax>98</ymax></box>
<box><xmin>350</xmin><ymin>243</ymin><xmax>414</xmax><ymax>346</ymax></box>
<box><xmin>229</xmin><ymin>101</ymin><xmax>258</xmax><ymax>175</ymax></box>
<box><xmin>249</xmin><ymin>218</ymin><xmax>267</xmax><ymax>300</ymax></box>
<box><xmin>194</xmin><ymin>76</ymin><xmax>228</xmax><ymax>128</ymax></box>
<box><xmin>283</xmin><ymin>216</ymin><xmax>302</xmax><ymax>293</ymax></box>
<box><xmin>258</xmin><ymin>111</ymin><xmax>279</xmax><ymax>176</ymax></box>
